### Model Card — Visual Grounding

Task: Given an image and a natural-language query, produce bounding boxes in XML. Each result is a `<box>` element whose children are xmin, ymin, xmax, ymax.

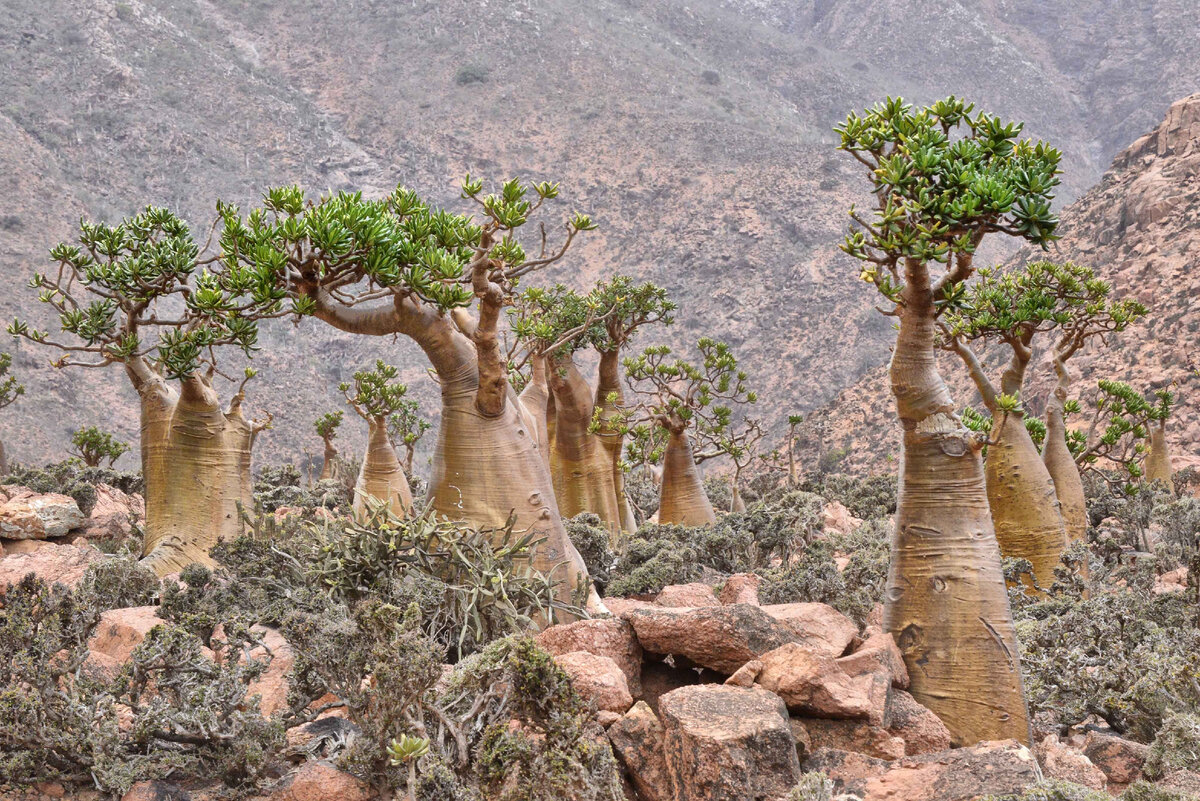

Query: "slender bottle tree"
<box><xmin>388</xmin><ymin>398</ymin><xmax>431</xmax><ymax>475</ymax></box>
<box><xmin>837</xmin><ymin>97</ymin><xmax>1062</xmax><ymax>744</ymax></box>
<box><xmin>314</xmin><ymin>410</ymin><xmax>344</xmax><ymax>482</ymax></box>
<box><xmin>217</xmin><ymin>179</ymin><xmax>601</xmax><ymax>609</ymax></box>
<box><xmin>0</xmin><ymin>353</ymin><xmax>24</xmax><ymax>474</ymax></box>
<box><xmin>341</xmin><ymin>360</ymin><xmax>415</xmax><ymax>519</ymax></box>
<box><xmin>10</xmin><ymin>206</ymin><xmax>284</xmax><ymax>574</ymax></box>
<box><xmin>613</xmin><ymin>338</ymin><xmax>757</xmax><ymax>526</ymax></box>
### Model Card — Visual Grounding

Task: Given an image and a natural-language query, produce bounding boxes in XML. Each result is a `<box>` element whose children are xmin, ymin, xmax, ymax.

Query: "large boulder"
<box><xmin>659</xmin><ymin>684</ymin><xmax>802</xmax><ymax>801</ymax></box>
<box><xmin>536</xmin><ymin>617</ymin><xmax>643</xmax><ymax>696</ymax></box>
<box><xmin>265</xmin><ymin>761</ymin><xmax>373</xmax><ymax>801</ymax></box>
<box><xmin>837</xmin><ymin>631</ymin><xmax>909</xmax><ymax>690</ymax></box>
<box><xmin>80</xmin><ymin>484</ymin><xmax>144</xmax><ymax>541</ymax></box>
<box><xmin>816</xmin><ymin>739</ymin><xmax>1039</xmax><ymax>800</ymax></box>
<box><xmin>717</xmin><ymin>573</ymin><xmax>760</xmax><ymax>606</ymax></box>
<box><xmin>1082</xmin><ymin>730</ymin><xmax>1148</xmax><ymax>785</ymax></box>
<box><xmin>823</xmin><ymin>500</ymin><xmax>863</xmax><ymax>536</ymax></box>
<box><xmin>622</xmin><ymin>604</ymin><xmax>799</xmax><ymax>674</ymax></box>
<box><xmin>88</xmin><ymin>605</ymin><xmax>164</xmax><ymax>664</ymax></box>
<box><xmin>796</xmin><ymin>717</ymin><xmax>907</xmax><ymax>760</ymax></box>
<box><xmin>0</xmin><ymin>541</ymin><xmax>104</xmax><ymax>591</ymax></box>
<box><xmin>553</xmin><ymin>651</ymin><xmax>633</xmax><ymax>714</ymax></box>
<box><xmin>761</xmin><ymin>603</ymin><xmax>858</xmax><ymax>658</ymax></box>
<box><xmin>756</xmin><ymin>642</ymin><xmax>875</xmax><ymax>720</ymax></box>
<box><xmin>1036</xmin><ymin>734</ymin><xmax>1107</xmax><ymax>790</ymax></box>
<box><xmin>608</xmin><ymin>701</ymin><xmax>671</xmax><ymax>801</ymax></box>
<box><xmin>655</xmin><ymin>582</ymin><xmax>720</xmax><ymax>608</ymax></box>
<box><xmin>0</xmin><ymin>490</ymin><xmax>85</xmax><ymax>539</ymax></box>
<box><xmin>884</xmin><ymin>691</ymin><xmax>952</xmax><ymax>756</ymax></box>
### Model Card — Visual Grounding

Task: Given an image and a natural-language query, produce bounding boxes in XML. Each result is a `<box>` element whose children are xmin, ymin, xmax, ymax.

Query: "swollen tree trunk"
<box><xmin>550</xmin><ymin>355</ymin><xmax>623</xmax><ymax>541</ymax></box>
<box><xmin>518</xmin><ymin>354</ymin><xmax>552</xmax><ymax>470</ymax></box>
<box><xmin>952</xmin><ymin>343</ymin><xmax>1068</xmax><ymax>592</ymax></box>
<box><xmin>594</xmin><ymin>349</ymin><xmax>639</xmax><ymax>535</ymax></box>
<box><xmin>1146</xmin><ymin>420</ymin><xmax>1175</xmax><ymax>492</ymax></box>
<box><xmin>352</xmin><ymin>415</ymin><xmax>413</xmax><ymax>520</ymax></box>
<box><xmin>319</xmin><ymin>436</ymin><xmax>340</xmax><ymax>481</ymax></box>
<box><xmin>730</xmin><ymin>470</ymin><xmax>746</xmax><ymax>513</ymax></box>
<box><xmin>0</xmin><ymin>440</ymin><xmax>8</xmax><ymax>476</ymax></box>
<box><xmin>884</xmin><ymin>261</ymin><xmax>1030</xmax><ymax>746</ymax></box>
<box><xmin>657</xmin><ymin>429</ymin><xmax>716</xmax><ymax>526</ymax></box>
<box><xmin>1044</xmin><ymin>359</ymin><xmax>1088</xmax><ymax>546</ymax></box>
<box><xmin>132</xmin><ymin>363</ymin><xmax>260</xmax><ymax>576</ymax></box>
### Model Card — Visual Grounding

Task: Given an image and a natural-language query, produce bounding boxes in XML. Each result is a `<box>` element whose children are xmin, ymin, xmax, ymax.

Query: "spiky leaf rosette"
<box><xmin>9</xmin><ymin>206</ymin><xmax>287</xmax><ymax>379</ymax></box>
<box><xmin>340</xmin><ymin>360</ymin><xmax>410</xmax><ymax>420</ymax></box>
<box><xmin>837</xmin><ymin>96</ymin><xmax>1062</xmax><ymax>304</ymax></box>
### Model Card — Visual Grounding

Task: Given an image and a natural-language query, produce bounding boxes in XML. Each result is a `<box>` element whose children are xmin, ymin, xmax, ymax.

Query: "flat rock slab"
<box><xmin>621</xmin><ymin>603</ymin><xmax>799</xmax><ymax>674</ymax></box>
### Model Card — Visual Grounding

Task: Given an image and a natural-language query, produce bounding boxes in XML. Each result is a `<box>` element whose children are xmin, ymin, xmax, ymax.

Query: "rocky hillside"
<box><xmin>1</xmin><ymin>0</ymin><xmax>1198</xmax><ymax>471</ymax></box>
<box><xmin>803</xmin><ymin>93</ymin><xmax>1200</xmax><ymax>476</ymax></box>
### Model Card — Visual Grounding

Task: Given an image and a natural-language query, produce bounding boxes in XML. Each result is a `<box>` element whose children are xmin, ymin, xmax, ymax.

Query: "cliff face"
<box><xmin>1</xmin><ymin>0</ymin><xmax>1198</xmax><ymax>471</ymax></box>
<box><xmin>806</xmin><ymin>94</ymin><xmax>1200</xmax><ymax>476</ymax></box>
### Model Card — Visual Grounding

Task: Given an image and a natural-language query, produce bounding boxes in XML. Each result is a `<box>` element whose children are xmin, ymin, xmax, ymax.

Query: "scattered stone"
<box><xmin>724</xmin><ymin>659</ymin><xmax>763</xmax><ymax>688</ymax></box>
<box><xmin>718</xmin><ymin>572</ymin><xmax>760</xmax><ymax>605</ymax></box>
<box><xmin>284</xmin><ymin>717</ymin><xmax>361</xmax><ymax>762</ymax></box>
<box><xmin>597</xmin><ymin>709</ymin><xmax>621</xmax><ymax>727</ymax></box>
<box><xmin>797</xmin><ymin>717</ymin><xmax>907</xmax><ymax>760</ymax></box>
<box><xmin>608</xmin><ymin>701</ymin><xmax>671</xmax><ymax>801</ymax></box>
<box><xmin>803</xmin><ymin>747</ymin><xmax>889</xmax><ymax>792</ymax></box>
<box><xmin>838</xmin><ymin>631</ymin><xmax>909</xmax><ymax>689</ymax></box>
<box><xmin>789</xmin><ymin>718</ymin><xmax>813</xmax><ymax>760</ymax></box>
<box><xmin>858</xmin><ymin>740</ymin><xmax>1038</xmax><ymax>800</ymax></box>
<box><xmin>655</xmin><ymin>582</ymin><xmax>720</xmax><ymax>608</ymax></box>
<box><xmin>1082</xmin><ymin>730</ymin><xmax>1148</xmax><ymax>785</ymax></box>
<box><xmin>0</xmin><ymin>541</ymin><xmax>104</xmax><ymax>591</ymax></box>
<box><xmin>884</xmin><ymin>691</ymin><xmax>952</xmax><ymax>756</ymax></box>
<box><xmin>120</xmin><ymin>780</ymin><xmax>191</xmax><ymax>801</ymax></box>
<box><xmin>622</xmin><ymin>604</ymin><xmax>799</xmax><ymax>674</ymax></box>
<box><xmin>265</xmin><ymin>760</ymin><xmax>373</xmax><ymax>801</ymax></box>
<box><xmin>603</xmin><ymin>597</ymin><xmax>655</xmax><ymax>616</ymax></box>
<box><xmin>756</xmin><ymin>642</ymin><xmax>875</xmax><ymax>719</ymax></box>
<box><xmin>761</xmin><ymin>602</ymin><xmax>858</xmax><ymax>658</ymax></box>
<box><xmin>823</xmin><ymin>500</ymin><xmax>864</xmax><ymax>536</ymax></box>
<box><xmin>81</xmin><ymin>484</ymin><xmax>144</xmax><ymax>540</ymax></box>
<box><xmin>245</xmin><ymin>625</ymin><xmax>294</xmax><ymax>717</ymax></box>
<box><xmin>659</xmin><ymin>684</ymin><xmax>802</xmax><ymax>800</ymax></box>
<box><xmin>0</xmin><ymin>490</ymin><xmax>84</xmax><ymax>539</ymax></box>
<box><xmin>88</xmin><ymin>605</ymin><xmax>164</xmax><ymax>664</ymax></box>
<box><xmin>536</xmin><ymin>617</ymin><xmax>643</xmax><ymax>696</ymax></box>
<box><xmin>553</xmin><ymin>651</ymin><xmax>633</xmax><ymax>714</ymax></box>
<box><xmin>1037</xmin><ymin>734</ymin><xmax>1107</xmax><ymax>790</ymax></box>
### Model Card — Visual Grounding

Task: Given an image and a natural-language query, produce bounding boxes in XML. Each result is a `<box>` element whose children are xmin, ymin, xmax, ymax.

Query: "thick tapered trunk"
<box><xmin>730</xmin><ymin>471</ymin><xmax>746</xmax><ymax>513</ymax></box>
<box><xmin>550</xmin><ymin>356</ymin><xmax>624</xmax><ymax>541</ymax></box>
<box><xmin>133</xmin><ymin>364</ymin><xmax>258</xmax><ymax>576</ymax></box>
<box><xmin>985</xmin><ymin>413</ymin><xmax>1069</xmax><ymax>592</ymax></box>
<box><xmin>1044</xmin><ymin>360</ymin><xmax>1089</xmax><ymax>550</ymax></box>
<box><xmin>319</xmin><ymin>437</ymin><xmax>340</xmax><ymax>481</ymax></box>
<box><xmin>657</xmin><ymin>429</ymin><xmax>716</xmax><ymax>526</ymax></box>
<box><xmin>1146</xmin><ymin>421</ymin><xmax>1175</xmax><ymax>492</ymax></box>
<box><xmin>884</xmin><ymin>262</ymin><xmax>1030</xmax><ymax>747</ymax></box>
<box><xmin>594</xmin><ymin>349</ymin><xmax>639</xmax><ymax>535</ymax></box>
<box><xmin>518</xmin><ymin>354</ymin><xmax>552</xmax><ymax>470</ymax></box>
<box><xmin>416</xmin><ymin>318</ymin><xmax>593</xmax><ymax>609</ymax></box>
<box><xmin>353</xmin><ymin>415</ymin><xmax>413</xmax><ymax>519</ymax></box>
<box><xmin>0</xmin><ymin>440</ymin><xmax>7</xmax><ymax>475</ymax></box>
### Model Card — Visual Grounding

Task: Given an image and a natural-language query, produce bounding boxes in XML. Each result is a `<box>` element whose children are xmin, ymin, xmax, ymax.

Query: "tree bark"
<box><xmin>594</xmin><ymin>349</ymin><xmax>639</xmax><ymax>535</ymax></box>
<box><xmin>134</xmin><ymin>365</ymin><xmax>258</xmax><ymax>577</ymax></box>
<box><xmin>1043</xmin><ymin>357</ymin><xmax>1088</xmax><ymax>546</ymax></box>
<box><xmin>319</xmin><ymin>436</ymin><xmax>340</xmax><ymax>481</ymax></box>
<box><xmin>518</xmin><ymin>354</ymin><xmax>552</xmax><ymax>470</ymax></box>
<box><xmin>549</xmin><ymin>355</ymin><xmax>624</xmax><ymax>541</ymax></box>
<box><xmin>885</xmin><ymin>260</ymin><xmax>1031</xmax><ymax>747</ymax></box>
<box><xmin>952</xmin><ymin>343</ymin><xmax>1068</xmax><ymax>592</ymax></box>
<box><xmin>0</xmin><ymin>440</ymin><xmax>8</xmax><ymax>476</ymax></box>
<box><xmin>1146</xmin><ymin>420</ymin><xmax>1175</xmax><ymax>492</ymax></box>
<box><xmin>352</xmin><ymin>414</ymin><xmax>414</xmax><ymax>519</ymax></box>
<box><xmin>657</xmin><ymin>429</ymin><xmax>716</xmax><ymax>526</ymax></box>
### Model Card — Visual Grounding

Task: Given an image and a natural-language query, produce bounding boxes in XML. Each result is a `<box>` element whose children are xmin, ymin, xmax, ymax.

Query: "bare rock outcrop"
<box><xmin>621</xmin><ymin>604</ymin><xmax>799</xmax><ymax>675</ymax></box>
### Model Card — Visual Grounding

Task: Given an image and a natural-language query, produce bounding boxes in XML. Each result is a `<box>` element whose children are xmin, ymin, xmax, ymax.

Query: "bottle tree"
<box><xmin>837</xmin><ymin>96</ymin><xmax>1062</xmax><ymax>744</ymax></box>
<box><xmin>387</xmin><ymin>398</ymin><xmax>431</xmax><ymax>475</ymax></box>
<box><xmin>10</xmin><ymin>206</ymin><xmax>284</xmax><ymax>574</ymax></box>
<box><xmin>701</xmin><ymin>416</ymin><xmax>765</xmax><ymax>513</ymax></box>
<box><xmin>68</xmin><ymin>426</ymin><xmax>130</xmax><ymax>468</ymax></box>
<box><xmin>217</xmin><ymin>178</ymin><xmax>601</xmax><ymax>609</ymax></box>
<box><xmin>612</xmin><ymin>337</ymin><xmax>757</xmax><ymax>526</ymax></box>
<box><xmin>511</xmin><ymin>277</ymin><xmax>673</xmax><ymax>541</ymax></box>
<box><xmin>942</xmin><ymin>260</ymin><xmax>1146</xmax><ymax>569</ymax></box>
<box><xmin>1068</xmin><ymin>381</ymin><xmax>1174</xmax><ymax>493</ymax></box>
<box><xmin>0</xmin><ymin>353</ymin><xmax>24</xmax><ymax>474</ymax></box>
<box><xmin>314</xmin><ymin>410</ymin><xmax>344</xmax><ymax>482</ymax></box>
<box><xmin>1143</xmin><ymin>389</ymin><xmax>1176</xmax><ymax>492</ymax></box>
<box><xmin>340</xmin><ymin>360</ymin><xmax>415</xmax><ymax>519</ymax></box>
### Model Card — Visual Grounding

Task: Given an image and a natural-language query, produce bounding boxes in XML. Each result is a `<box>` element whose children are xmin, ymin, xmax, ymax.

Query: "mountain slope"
<box><xmin>1</xmin><ymin>0</ymin><xmax>1197</xmax><ymax>472</ymax></box>
<box><xmin>804</xmin><ymin>93</ymin><xmax>1200</xmax><ymax>475</ymax></box>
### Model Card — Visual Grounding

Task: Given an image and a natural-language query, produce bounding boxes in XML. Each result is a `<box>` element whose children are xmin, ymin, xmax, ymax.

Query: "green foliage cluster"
<box><xmin>0</xmin><ymin>352</ymin><xmax>24</xmax><ymax>410</ymax></box>
<box><xmin>564</xmin><ymin>513</ymin><xmax>617</xmax><ymax>594</ymax></box>
<box><xmin>341</xmin><ymin>359</ymin><xmax>411</xmax><ymax>419</ymax></box>
<box><xmin>1144</xmin><ymin>712</ymin><xmax>1200</xmax><ymax>779</ymax></box>
<box><xmin>786</xmin><ymin>772</ymin><xmax>835</xmax><ymax>801</ymax></box>
<box><xmin>801</xmin><ymin>472</ymin><xmax>897</xmax><ymax>520</ymax></box>
<box><xmin>979</xmin><ymin>780</ymin><xmax>1112</xmax><ymax>801</ymax></box>
<box><xmin>1076</xmin><ymin>382</ymin><xmax>1174</xmax><ymax>490</ymax></box>
<box><xmin>252</xmin><ymin>462</ymin><xmax>350</xmax><ymax>512</ymax></box>
<box><xmin>68</xmin><ymin>425</ymin><xmax>129</xmax><ymax>467</ymax></box>
<box><xmin>315</xmin><ymin>409</ymin><xmax>343</xmax><ymax>440</ymax></box>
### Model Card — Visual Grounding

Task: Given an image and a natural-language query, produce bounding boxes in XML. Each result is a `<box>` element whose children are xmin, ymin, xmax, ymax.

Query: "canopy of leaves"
<box><xmin>314</xmin><ymin>409</ymin><xmax>343</xmax><ymax>440</ymax></box>
<box><xmin>10</xmin><ymin>206</ymin><xmax>286</xmax><ymax>379</ymax></box>
<box><xmin>837</xmin><ymin>96</ymin><xmax>1061</xmax><ymax>303</ymax></box>
<box><xmin>340</xmin><ymin>360</ymin><xmax>410</xmax><ymax>419</ymax></box>
<box><xmin>1070</xmin><ymin>381</ymin><xmax>1174</xmax><ymax>491</ymax></box>
<box><xmin>386</xmin><ymin>399</ymin><xmax>430</xmax><ymax>448</ymax></box>
<box><xmin>69</xmin><ymin>425</ymin><xmax>129</xmax><ymax>468</ymax></box>
<box><xmin>0</xmin><ymin>352</ymin><xmax>24</xmax><ymax>409</ymax></box>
